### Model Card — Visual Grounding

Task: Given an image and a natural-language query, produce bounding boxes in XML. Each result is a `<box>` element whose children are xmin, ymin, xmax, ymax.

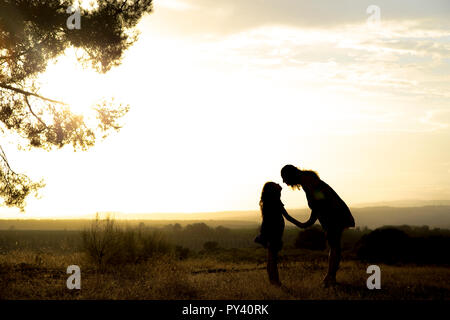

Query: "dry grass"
<box><xmin>81</xmin><ymin>215</ymin><xmax>173</xmax><ymax>267</ymax></box>
<box><xmin>0</xmin><ymin>250</ymin><xmax>195</xmax><ymax>299</ymax></box>
<box><xmin>1</xmin><ymin>250</ymin><xmax>449</xmax><ymax>300</ymax></box>
<box><xmin>183</xmin><ymin>259</ymin><xmax>450</xmax><ymax>300</ymax></box>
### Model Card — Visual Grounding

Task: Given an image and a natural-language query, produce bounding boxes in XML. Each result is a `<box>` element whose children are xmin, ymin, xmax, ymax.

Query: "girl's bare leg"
<box><xmin>267</xmin><ymin>248</ymin><xmax>281</xmax><ymax>286</ymax></box>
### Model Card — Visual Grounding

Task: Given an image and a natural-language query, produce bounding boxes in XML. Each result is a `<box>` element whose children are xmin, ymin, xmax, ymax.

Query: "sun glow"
<box><xmin>37</xmin><ymin>49</ymin><xmax>114</xmax><ymax>116</ymax></box>
<box><xmin>1</xmin><ymin>2</ymin><xmax>449</xmax><ymax>219</ymax></box>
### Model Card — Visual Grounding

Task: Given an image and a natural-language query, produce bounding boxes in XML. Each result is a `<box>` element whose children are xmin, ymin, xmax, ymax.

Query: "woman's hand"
<box><xmin>281</xmin><ymin>207</ymin><xmax>317</xmax><ymax>229</ymax></box>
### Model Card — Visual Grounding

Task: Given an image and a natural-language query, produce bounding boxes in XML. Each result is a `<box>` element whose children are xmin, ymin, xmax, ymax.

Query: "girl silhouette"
<box><xmin>254</xmin><ymin>182</ymin><xmax>285</xmax><ymax>286</ymax></box>
<box><xmin>280</xmin><ymin>164</ymin><xmax>355</xmax><ymax>287</ymax></box>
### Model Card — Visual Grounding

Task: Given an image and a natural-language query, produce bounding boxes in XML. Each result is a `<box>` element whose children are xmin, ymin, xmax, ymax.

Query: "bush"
<box><xmin>175</xmin><ymin>245</ymin><xmax>190</xmax><ymax>260</ymax></box>
<box><xmin>294</xmin><ymin>225</ymin><xmax>326</xmax><ymax>251</ymax></box>
<box><xmin>82</xmin><ymin>215</ymin><xmax>173</xmax><ymax>267</ymax></box>
<box><xmin>355</xmin><ymin>227</ymin><xmax>450</xmax><ymax>265</ymax></box>
<box><xmin>355</xmin><ymin>228</ymin><xmax>410</xmax><ymax>264</ymax></box>
<box><xmin>203</xmin><ymin>241</ymin><xmax>219</xmax><ymax>251</ymax></box>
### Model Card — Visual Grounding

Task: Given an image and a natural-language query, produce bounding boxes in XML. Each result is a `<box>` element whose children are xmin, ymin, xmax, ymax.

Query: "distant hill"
<box><xmin>0</xmin><ymin>205</ymin><xmax>449</xmax><ymax>230</ymax></box>
<box><xmin>351</xmin><ymin>205</ymin><xmax>450</xmax><ymax>229</ymax></box>
<box><xmin>121</xmin><ymin>205</ymin><xmax>450</xmax><ymax>229</ymax></box>
<box><xmin>150</xmin><ymin>205</ymin><xmax>450</xmax><ymax>229</ymax></box>
<box><xmin>0</xmin><ymin>218</ymin><xmax>259</xmax><ymax>230</ymax></box>
<box><xmin>279</xmin><ymin>206</ymin><xmax>450</xmax><ymax>229</ymax></box>
<box><xmin>353</xmin><ymin>200</ymin><xmax>450</xmax><ymax>207</ymax></box>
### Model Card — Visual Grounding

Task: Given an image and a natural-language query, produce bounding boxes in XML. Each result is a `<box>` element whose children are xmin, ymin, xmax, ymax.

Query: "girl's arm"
<box><xmin>281</xmin><ymin>207</ymin><xmax>317</xmax><ymax>229</ymax></box>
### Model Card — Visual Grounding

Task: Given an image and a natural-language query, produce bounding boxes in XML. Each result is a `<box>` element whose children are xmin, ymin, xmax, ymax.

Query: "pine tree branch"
<box><xmin>0</xmin><ymin>83</ymin><xmax>68</xmax><ymax>105</ymax></box>
<box><xmin>24</xmin><ymin>96</ymin><xmax>49</xmax><ymax>129</ymax></box>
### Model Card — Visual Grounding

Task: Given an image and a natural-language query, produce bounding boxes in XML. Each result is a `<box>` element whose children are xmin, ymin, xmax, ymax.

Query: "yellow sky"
<box><xmin>1</xmin><ymin>0</ymin><xmax>450</xmax><ymax>218</ymax></box>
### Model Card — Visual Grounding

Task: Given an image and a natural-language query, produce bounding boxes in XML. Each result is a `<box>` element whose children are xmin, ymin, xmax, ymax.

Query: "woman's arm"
<box><xmin>281</xmin><ymin>207</ymin><xmax>317</xmax><ymax>229</ymax></box>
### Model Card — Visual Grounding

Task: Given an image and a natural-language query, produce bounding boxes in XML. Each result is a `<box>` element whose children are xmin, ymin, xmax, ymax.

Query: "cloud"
<box><xmin>419</xmin><ymin>109</ymin><xmax>450</xmax><ymax>131</ymax></box>
<box><xmin>151</xmin><ymin>0</ymin><xmax>450</xmax><ymax>36</ymax></box>
<box><xmin>157</xmin><ymin>0</ymin><xmax>197</xmax><ymax>11</ymax></box>
<box><xmin>139</xmin><ymin>0</ymin><xmax>450</xmax><ymax>135</ymax></box>
<box><xmin>186</xmin><ymin>21</ymin><xmax>449</xmax><ymax>95</ymax></box>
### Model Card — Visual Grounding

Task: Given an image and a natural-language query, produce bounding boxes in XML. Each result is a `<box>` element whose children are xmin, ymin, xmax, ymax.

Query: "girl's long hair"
<box><xmin>259</xmin><ymin>182</ymin><xmax>281</xmax><ymax>218</ymax></box>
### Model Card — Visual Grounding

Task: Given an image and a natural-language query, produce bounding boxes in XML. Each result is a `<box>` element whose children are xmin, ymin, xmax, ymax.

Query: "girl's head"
<box><xmin>259</xmin><ymin>182</ymin><xmax>282</xmax><ymax>216</ymax></box>
<box><xmin>281</xmin><ymin>164</ymin><xmax>319</xmax><ymax>190</ymax></box>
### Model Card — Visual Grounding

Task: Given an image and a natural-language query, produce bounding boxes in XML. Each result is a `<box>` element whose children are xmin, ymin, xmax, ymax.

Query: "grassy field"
<box><xmin>1</xmin><ymin>248</ymin><xmax>449</xmax><ymax>300</ymax></box>
<box><xmin>1</xmin><ymin>220</ymin><xmax>449</xmax><ymax>300</ymax></box>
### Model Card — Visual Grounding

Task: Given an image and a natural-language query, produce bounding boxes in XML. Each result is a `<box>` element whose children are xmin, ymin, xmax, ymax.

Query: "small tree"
<box><xmin>81</xmin><ymin>214</ymin><xmax>119</xmax><ymax>267</ymax></box>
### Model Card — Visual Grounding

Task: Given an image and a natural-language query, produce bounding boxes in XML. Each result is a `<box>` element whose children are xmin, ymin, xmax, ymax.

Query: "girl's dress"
<box><xmin>255</xmin><ymin>201</ymin><xmax>285</xmax><ymax>252</ymax></box>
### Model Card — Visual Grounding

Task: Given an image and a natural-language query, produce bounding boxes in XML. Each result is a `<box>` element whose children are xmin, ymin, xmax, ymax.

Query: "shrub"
<box><xmin>81</xmin><ymin>215</ymin><xmax>119</xmax><ymax>266</ymax></box>
<box><xmin>294</xmin><ymin>225</ymin><xmax>326</xmax><ymax>251</ymax></box>
<box><xmin>203</xmin><ymin>241</ymin><xmax>219</xmax><ymax>252</ymax></box>
<box><xmin>355</xmin><ymin>227</ymin><xmax>411</xmax><ymax>264</ymax></box>
<box><xmin>355</xmin><ymin>227</ymin><xmax>450</xmax><ymax>265</ymax></box>
<box><xmin>82</xmin><ymin>214</ymin><xmax>173</xmax><ymax>267</ymax></box>
<box><xmin>175</xmin><ymin>245</ymin><xmax>190</xmax><ymax>260</ymax></box>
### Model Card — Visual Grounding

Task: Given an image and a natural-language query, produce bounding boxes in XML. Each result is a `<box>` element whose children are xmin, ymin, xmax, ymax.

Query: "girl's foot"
<box><xmin>322</xmin><ymin>275</ymin><xmax>337</xmax><ymax>288</ymax></box>
<box><xmin>270</xmin><ymin>280</ymin><xmax>282</xmax><ymax>287</ymax></box>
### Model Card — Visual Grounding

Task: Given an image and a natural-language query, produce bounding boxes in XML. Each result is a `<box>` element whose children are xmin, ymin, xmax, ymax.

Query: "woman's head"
<box><xmin>259</xmin><ymin>182</ymin><xmax>282</xmax><ymax>215</ymax></box>
<box><xmin>281</xmin><ymin>164</ymin><xmax>320</xmax><ymax>189</ymax></box>
<box><xmin>281</xmin><ymin>164</ymin><xmax>302</xmax><ymax>188</ymax></box>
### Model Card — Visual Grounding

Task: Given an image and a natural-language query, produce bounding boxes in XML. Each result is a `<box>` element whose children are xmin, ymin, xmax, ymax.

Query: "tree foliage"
<box><xmin>0</xmin><ymin>0</ymin><xmax>153</xmax><ymax>210</ymax></box>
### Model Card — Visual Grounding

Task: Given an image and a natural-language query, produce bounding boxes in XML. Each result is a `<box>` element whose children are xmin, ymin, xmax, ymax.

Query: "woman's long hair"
<box><xmin>259</xmin><ymin>182</ymin><xmax>282</xmax><ymax>218</ymax></box>
<box><xmin>281</xmin><ymin>164</ymin><xmax>319</xmax><ymax>190</ymax></box>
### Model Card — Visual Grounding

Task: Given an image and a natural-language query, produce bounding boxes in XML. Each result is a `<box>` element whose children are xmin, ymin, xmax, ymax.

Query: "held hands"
<box><xmin>281</xmin><ymin>208</ymin><xmax>316</xmax><ymax>229</ymax></box>
<box><xmin>289</xmin><ymin>219</ymin><xmax>308</xmax><ymax>229</ymax></box>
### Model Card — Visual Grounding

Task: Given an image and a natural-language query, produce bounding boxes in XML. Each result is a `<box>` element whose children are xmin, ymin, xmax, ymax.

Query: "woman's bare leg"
<box><xmin>323</xmin><ymin>229</ymin><xmax>342</xmax><ymax>287</ymax></box>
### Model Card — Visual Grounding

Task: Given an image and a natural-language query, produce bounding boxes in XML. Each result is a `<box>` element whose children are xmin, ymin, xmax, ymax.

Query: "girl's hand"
<box><xmin>281</xmin><ymin>208</ymin><xmax>317</xmax><ymax>229</ymax></box>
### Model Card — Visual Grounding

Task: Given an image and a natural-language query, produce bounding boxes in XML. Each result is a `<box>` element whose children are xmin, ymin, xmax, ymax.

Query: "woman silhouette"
<box><xmin>280</xmin><ymin>164</ymin><xmax>355</xmax><ymax>287</ymax></box>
